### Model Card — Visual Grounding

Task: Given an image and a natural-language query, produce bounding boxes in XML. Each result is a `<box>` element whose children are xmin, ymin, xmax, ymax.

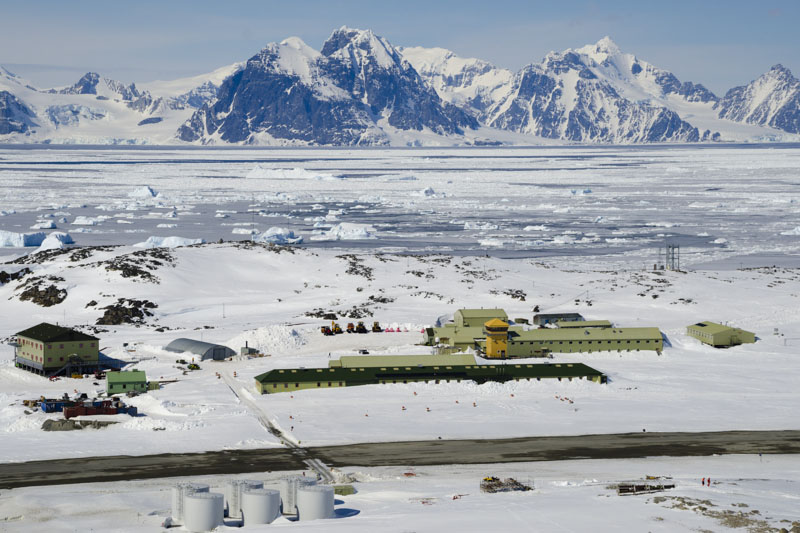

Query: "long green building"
<box><xmin>15</xmin><ymin>323</ymin><xmax>100</xmax><ymax>376</ymax></box>
<box><xmin>255</xmin><ymin>360</ymin><xmax>606</xmax><ymax>394</ymax></box>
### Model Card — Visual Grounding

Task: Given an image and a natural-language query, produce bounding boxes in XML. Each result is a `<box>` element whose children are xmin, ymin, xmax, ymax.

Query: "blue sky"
<box><xmin>2</xmin><ymin>0</ymin><xmax>798</xmax><ymax>94</ymax></box>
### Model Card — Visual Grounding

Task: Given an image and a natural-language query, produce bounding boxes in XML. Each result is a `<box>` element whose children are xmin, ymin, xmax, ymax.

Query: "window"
<box><xmin>79</xmin><ymin>344</ymin><xmax>83</xmax><ymax>348</ymax></box>
<box><xmin>60</xmin><ymin>344</ymin><xmax>64</xmax><ymax>349</ymax></box>
<box><xmin>123</xmin><ymin>384</ymin><xmax>127</xmax><ymax>389</ymax></box>
<box><xmin>47</xmin><ymin>345</ymin><xmax>52</xmax><ymax>350</ymax></box>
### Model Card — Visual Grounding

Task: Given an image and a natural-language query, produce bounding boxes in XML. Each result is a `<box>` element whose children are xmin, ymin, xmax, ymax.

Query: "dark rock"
<box><xmin>97</xmin><ymin>298</ymin><xmax>158</xmax><ymax>325</ymax></box>
<box><xmin>18</xmin><ymin>276</ymin><xmax>67</xmax><ymax>307</ymax></box>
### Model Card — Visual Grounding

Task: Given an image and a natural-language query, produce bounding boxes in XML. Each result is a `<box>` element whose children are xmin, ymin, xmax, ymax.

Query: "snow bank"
<box><xmin>36</xmin><ymin>232</ymin><xmax>74</xmax><ymax>251</ymax></box>
<box><xmin>227</xmin><ymin>325</ymin><xmax>307</xmax><ymax>355</ymax></box>
<box><xmin>0</xmin><ymin>230</ymin><xmax>47</xmax><ymax>247</ymax></box>
<box><xmin>311</xmin><ymin>222</ymin><xmax>376</xmax><ymax>241</ymax></box>
<box><xmin>255</xmin><ymin>227</ymin><xmax>303</xmax><ymax>244</ymax></box>
<box><xmin>128</xmin><ymin>185</ymin><xmax>159</xmax><ymax>198</ymax></box>
<box><xmin>133</xmin><ymin>236</ymin><xmax>205</xmax><ymax>248</ymax></box>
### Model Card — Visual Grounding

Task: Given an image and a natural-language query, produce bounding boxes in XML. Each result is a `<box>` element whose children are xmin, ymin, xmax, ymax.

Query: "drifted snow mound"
<box><xmin>0</xmin><ymin>230</ymin><xmax>47</xmax><ymax>247</ymax></box>
<box><xmin>36</xmin><ymin>232</ymin><xmax>75</xmax><ymax>251</ymax></box>
<box><xmin>311</xmin><ymin>222</ymin><xmax>376</xmax><ymax>241</ymax></box>
<box><xmin>246</xmin><ymin>165</ymin><xmax>340</xmax><ymax>181</ymax></box>
<box><xmin>255</xmin><ymin>227</ymin><xmax>303</xmax><ymax>244</ymax></box>
<box><xmin>133</xmin><ymin>236</ymin><xmax>205</xmax><ymax>248</ymax></box>
<box><xmin>228</xmin><ymin>325</ymin><xmax>307</xmax><ymax>355</ymax></box>
<box><xmin>129</xmin><ymin>185</ymin><xmax>159</xmax><ymax>198</ymax></box>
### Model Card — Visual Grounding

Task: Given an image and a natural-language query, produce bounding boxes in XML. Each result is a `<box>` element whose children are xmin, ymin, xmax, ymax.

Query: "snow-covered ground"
<box><xmin>1</xmin><ymin>456</ymin><xmax>798</xmax><ymax>532</ymax></box>
<box><xmin>0</xmin><ymin>243</ymin><xmax>798</xmax><ymax>461</ymax></box>
<box><xmin>0</xmin><ymin>146</ymin><xmax>798</xmax><ymax>531</ymax></box>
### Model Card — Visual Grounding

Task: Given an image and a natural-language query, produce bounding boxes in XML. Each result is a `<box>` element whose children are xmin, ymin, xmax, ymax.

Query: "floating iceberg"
<box><xmin>129</xmin><ymin>186</ymin><xmax>159</xmax><ymax>198</ymax></box>
<box><xmin>133</xmin><ymin>236</ymin><xmax>204</xmax><ymax>248</ymax></box>
<box><xmin>0</xmin><ymin>231</ymin><xmax>47</xmax><ymax>247</ymax></box>
<box><xmin>36</xmin><ymin>232</ymin><xmax>74</xmax><ymax>251</ymax></box>
<box><xmin>255</xmin><ymin>227</ymin><xmax>303</xmax><ymax>244</ymax></box>
<box><xmin>31</xmin><ymin>221</ymin><xmax>57</xmax><ymax>230</ymax></box>
<box><xmin>780</xmin><ymin>226</ymin><xmax>800</xmax><ymax>236</ymax></box>
<box><xmin>311</xmin><ymin>222</ymin><xmax>376</xmax><ymax>241</ymax></box>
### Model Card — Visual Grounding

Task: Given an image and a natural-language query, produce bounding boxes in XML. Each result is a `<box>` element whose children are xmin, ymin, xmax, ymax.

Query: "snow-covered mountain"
<box><xmin>1</xmin><ymin>32</ymin><xmax>799</xmax><ymax>145</ymax></box>
<box><xmin>404</xmin><ymin>38</ymin><xmax>715</xmax><ymax>143</ymax></box>
<box><xmin>0</xmin><ymin>64</ymin><xmax>238</xmax><ymax>144</ymax></box>
<box><xmin>178</xmin><ymin>28</ymin><xmax>477</xmax><ymax>145</ymax></box>
<box><xmin>715</xmin><ymin>64</ymin><xmax>800</xmax><ymax>134</ymax></box>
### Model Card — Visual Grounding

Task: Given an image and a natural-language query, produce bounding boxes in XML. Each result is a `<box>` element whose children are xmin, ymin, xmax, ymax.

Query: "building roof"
<box><xmin>107</xmin><ymin>370</ymin><xmax>146</xmax><ymax>384</ymax></box>
<box><xmin>687</xmin><ymin>321</ymin><xmax>749</xmax><ymax>335</ymax></box>
<box><xmin>484</xmin><ymin>318</ymin><xmax>509</xmax><ymax>328</ymax></box>
<box><xmin>331</xmin><ymin>354</ymin><xmax>476</xmax><ymax>368</ymax></box>
<box><xmin>164</xmin><ymin>338</ymin><xmax>235</xmax><ymax>357</ymax></box>
<box><xmin>556</xmin><ymin>320</ymin><xmax>612</xmax><ymax>328</ymax></box>
<box><xmin>255</xmin><ymin>362</ymin><xmax>605</xmax><ymax>385</ymax></box>
<box><xmin>534</xmin><ymin>313</ymin><xmax>584</xmax><ymax>320</ymax></box>
<box><xmin>16</xmin><ymin>323</ymin><xmax>98</xmax><ymax>343</ymax></box>
<box><xmin>456</xmin><ymin>308</ymin><xmax>508</xmax><ymax>318</ymax></box>
<box><xmin>514</xmin><ymin>327</ymin><xmax>662</xmax><ymax>342</ymax></box>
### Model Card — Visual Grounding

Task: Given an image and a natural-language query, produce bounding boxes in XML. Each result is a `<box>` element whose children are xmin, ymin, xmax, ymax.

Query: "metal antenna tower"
<box><xmin>665</xmin><ymin>243</ymin><xmax>680</xmax><ymax>271</ymax></box>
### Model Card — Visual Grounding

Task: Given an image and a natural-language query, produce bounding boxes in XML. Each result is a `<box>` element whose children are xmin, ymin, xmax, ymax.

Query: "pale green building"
<box><xmin>686</xmin><ymin>322</ymin><xmax>756</xmax><ymax>347</ymax></box>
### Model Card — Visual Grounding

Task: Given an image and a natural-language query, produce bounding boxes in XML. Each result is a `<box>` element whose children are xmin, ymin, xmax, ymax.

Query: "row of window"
<box><xmin>514</xmin><ymin>339</ymin><xmax>656</xmax><ymax>346</ymax></box>
<box><xmin>21</xmin><ymin>354</ymin><xmax>75</xmax><ymax>364</ymax></box>
<box><xmin>19</xmin><ymin>339</ymin><xmax>95</xmax><ymax>349</ymax></box>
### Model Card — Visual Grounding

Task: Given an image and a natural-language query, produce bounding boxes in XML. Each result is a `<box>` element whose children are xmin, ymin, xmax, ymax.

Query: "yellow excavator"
<box><xmin>332</xmin><ymin>322</ymin><xmax>343</xmax><ymax>334</ymax></box>
<box><xmin>371</xmin><ymin>321</ymin><xmax>382</xmax><ymax>332</ymax></box>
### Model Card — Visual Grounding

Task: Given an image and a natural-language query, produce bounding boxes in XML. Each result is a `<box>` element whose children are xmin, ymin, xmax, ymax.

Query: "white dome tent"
<box><xmin>165</xmin><ymin>338</ymin><xmax>235</xmax><ymax>361</ymax></box>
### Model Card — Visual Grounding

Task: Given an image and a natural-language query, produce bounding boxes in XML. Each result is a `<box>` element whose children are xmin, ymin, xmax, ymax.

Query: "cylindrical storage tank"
<box><xmin>171</xmin><ymin>483</ymin><xmax>210</xmax><ymax>523</ymax></box>
<box><xmin>241</xmin><ymin>488</ymin><xmax>281</xmax><ymax>526</ymax></box>
<box><xmin>226</xmin><ymin>479</ymin><xmax>263</xmax><ymax>518</ymax></box>
<box><xmin>296</xmin><ymin>485</ymin><xmax>334</xmax><ymax>521</ymax></box>
<box><xmin>279</xmin><ymin>476</ymin><xmax>317</xmax><ymax>515</ymax></box>
<box><xmin>183</xmin><ymin>492</ymin><xmax>224</xmax><ymax>532</ymax></box>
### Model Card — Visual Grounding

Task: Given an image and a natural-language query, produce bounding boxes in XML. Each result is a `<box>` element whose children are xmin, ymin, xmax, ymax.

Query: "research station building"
<box><xmin>686</xmin><ymin>321</ymin><xmax>756</xmax><ymax>347</ymax></box>
<box><xmin>14</xmin><ymin>323</ymin><xmax>100</xmax><ymax>376</ymax></box>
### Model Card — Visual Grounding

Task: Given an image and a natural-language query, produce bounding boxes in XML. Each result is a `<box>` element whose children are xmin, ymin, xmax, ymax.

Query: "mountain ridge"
<box><xmin>1</xmin><ymin>31</ymin><xmax>799</xmax><ymax>145</ymax></box>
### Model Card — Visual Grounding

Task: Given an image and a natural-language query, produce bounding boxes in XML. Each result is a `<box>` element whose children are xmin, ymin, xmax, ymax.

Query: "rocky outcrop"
<box><xmin>96</xmin><ymin>298</ymin><xmax>158</xmax><ymax>325</ymax></box>
<box><xmin>18</xmin><ymin>276</ymin><xmax>67</xmax><ymax>307</ymax></box>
